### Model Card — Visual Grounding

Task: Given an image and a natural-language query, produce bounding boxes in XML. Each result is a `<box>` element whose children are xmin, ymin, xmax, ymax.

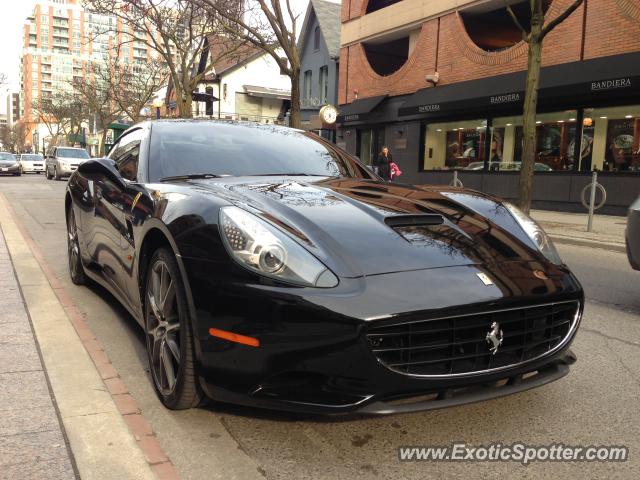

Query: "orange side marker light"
<box><xmin>209</xmin><ymin>328</ymin><xmax>260</xmax><ymax>347</ymax></box>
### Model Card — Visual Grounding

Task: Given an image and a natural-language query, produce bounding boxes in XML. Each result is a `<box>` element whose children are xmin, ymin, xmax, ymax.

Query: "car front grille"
<box><xmin>366</xmin><ymin>301</ymin><xmax>580</xmax><ymax>376</ymax></box>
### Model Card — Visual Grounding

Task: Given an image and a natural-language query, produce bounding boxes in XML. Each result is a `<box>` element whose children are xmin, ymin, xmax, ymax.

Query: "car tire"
<box><xmin>66</xmin><ymin>207</ymin><xmax>86</xmax><ymax>285</ymax></box>
<box><xmin>53</xmin><ymin>166</ymin><xmax>60</xmax><ymax>181</ymax></box>
<box><xmin>144</xmin><ymin>247</ymin><xmax>203</xmax><ymax>410</ymax></box>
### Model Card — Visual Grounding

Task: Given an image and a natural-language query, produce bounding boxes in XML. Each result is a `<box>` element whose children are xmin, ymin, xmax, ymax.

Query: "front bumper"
<box><xmin>21</xmin><ymin>164</ymin><xmax>45</xmax><ymax>173</ymax></box>
<box><xmin>183</xmin><ymin>258</ymin><xmax>584</xmax><ymax>414</ymax></box>
<box><xmin>0</xmin><ymin>165</ymin><xmax>20</xmax><ymax>174</ymax></box>
<box><xmin>58</xmin><ymin>165</ymin><xmax>79</xmax><ymax>176</ymax></box>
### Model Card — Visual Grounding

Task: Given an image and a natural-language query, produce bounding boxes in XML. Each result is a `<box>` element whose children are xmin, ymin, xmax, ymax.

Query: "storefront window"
<box><xmin>423</xmin><ymin>120</ymin><xmax>487</xmax><ymax>170</ymax></box>
<box><xmin>585</xmin><ymin>105</ymin><xmax>640</xmax><ymax>172</ymax></box>
<box><xmin>492</xmin><ymin>111</ymin><xmax>578</xmax><ymax>171</ymax></box>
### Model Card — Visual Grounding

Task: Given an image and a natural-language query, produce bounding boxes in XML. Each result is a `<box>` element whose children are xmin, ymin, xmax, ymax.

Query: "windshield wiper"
<box><xmin>158</xmin><ymin>173</ymin><xmax>226</xmax><ymax>182</ymax></box>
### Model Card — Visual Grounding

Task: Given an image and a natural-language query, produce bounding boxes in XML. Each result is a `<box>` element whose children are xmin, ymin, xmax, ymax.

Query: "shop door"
<box><xmin>357</xmin><ymin>127</ymin><xmax>385</xmax><ymax>165</ymax></box>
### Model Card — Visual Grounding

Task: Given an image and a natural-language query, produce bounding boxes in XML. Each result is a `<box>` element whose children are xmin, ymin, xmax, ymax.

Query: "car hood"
<box><xmin>0</xmin><ymin>160</ymin><xmax>17</xmax><ymax>166</ymax></box>
<box><xmin>187</xmin><ymin>177</ymin><xmax>544</xmax><ymax>277</ymax></box>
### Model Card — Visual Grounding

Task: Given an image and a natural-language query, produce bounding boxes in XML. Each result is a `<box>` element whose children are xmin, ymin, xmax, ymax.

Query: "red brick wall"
<box><xmin>584</xmin><ymin>0</ymin><xmax>640</xmax><ymax>59</ymax></box>
<box><xmin>339</xmin><ymin>0</ymin><xmax>638</xmax><ymax>105</ymax></box>
<box><xmin>342</xmin><ymin>0</ymin><xmax>366</xmax><ymax>22</ymax></box>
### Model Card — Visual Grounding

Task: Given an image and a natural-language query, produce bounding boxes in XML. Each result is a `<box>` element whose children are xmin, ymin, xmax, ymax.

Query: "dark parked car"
<box><xmin>626</xmin><ymin>195</ymin><xmax>640</xmax><ymax>271</ymax></box>
<box><xmin>0</xmin><ymin>152</ymin><xmax>21</xmax><ymax>176</ymax></box>
<box><xmin>65</xmin><ymin>121</ymin><xmax>583</xmax><ymax>414</ymax></box>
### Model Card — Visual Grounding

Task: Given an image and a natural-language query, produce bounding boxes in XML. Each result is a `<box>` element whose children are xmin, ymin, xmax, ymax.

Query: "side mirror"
<box><xmin>78</xmin><ymin>158</ymin><xmax>126</xmax><ymax>189</ymax></box>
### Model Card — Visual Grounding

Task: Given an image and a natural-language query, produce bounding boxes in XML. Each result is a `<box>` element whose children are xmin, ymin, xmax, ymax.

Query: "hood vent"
<box><xmin>384</xmin><ymin>214</ymin><xmax>444</xmax><ymax>228</ymax></box>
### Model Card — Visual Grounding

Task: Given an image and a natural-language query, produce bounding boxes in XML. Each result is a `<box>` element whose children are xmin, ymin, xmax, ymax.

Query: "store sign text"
<box><xmin>418</xmin><ymin>104</ymin><xmax>440</xmax><ymax>113</ymax></box>
<box><xmin>591</xmin><ymin>78</ymin><xmax>632</xmax><ymax>91</ymax></box>
<box><xmin>490</xmin><ymin>93</ymin><xmax>521</xmax><ymax>104</ymax></box>
<box><xmin>342</xmin><ymin>114</ymin><xmax>360</xmax><ymax>122</ymax></box>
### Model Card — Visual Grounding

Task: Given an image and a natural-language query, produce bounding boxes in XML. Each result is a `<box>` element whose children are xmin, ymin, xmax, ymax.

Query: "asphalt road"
<box><xmin>2</xmin><ymin>174</ymin><xmax>639</xmax><ymax>480</ymax></box>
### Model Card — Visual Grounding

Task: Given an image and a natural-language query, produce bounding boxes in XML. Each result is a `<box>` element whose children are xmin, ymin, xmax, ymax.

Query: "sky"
<box><xmin>0</xmin><ymin>0</ymin><xmax>37</xmax><ymax>91</ymax></box>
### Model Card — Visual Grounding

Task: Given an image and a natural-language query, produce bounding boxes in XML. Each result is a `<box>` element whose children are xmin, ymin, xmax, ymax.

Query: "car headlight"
<box><xmin>219</xmin><ymin>206</ymin><xmax>339</xmax><ymax>288</ymax></box>
<box><xmin>504</xmin><ymin>203</ymin><xmax>562</xmax><ymax>265</ymax></box>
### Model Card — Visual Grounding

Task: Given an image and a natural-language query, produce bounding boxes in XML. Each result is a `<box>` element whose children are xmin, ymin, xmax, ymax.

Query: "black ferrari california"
<box><xmin>66</xmin><ymin>120</ymin><xmax>583</xmax><ymax>414</ymax></box>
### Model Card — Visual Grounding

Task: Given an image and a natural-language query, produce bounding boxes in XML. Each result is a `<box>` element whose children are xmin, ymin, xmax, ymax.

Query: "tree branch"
<box><xmin>540</xmin><ymin>0</ymin><xmax>584</xmax><ymax>39</ymax></box>
<box><xmin>505</xmin><ymin>4</ymin><xmax>529</xmax><ymax>42</ymax></box>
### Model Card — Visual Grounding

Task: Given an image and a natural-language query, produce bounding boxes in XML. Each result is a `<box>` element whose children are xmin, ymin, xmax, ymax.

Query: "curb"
<box><xmin>548</xmin><ymin>234</ymin><xmax>627</xmax><ymax>254</ymax></box>
<box><xmin>0</xmin><ymin>193</ymin><xmax>180</xmax><ymax>480</ymax></box>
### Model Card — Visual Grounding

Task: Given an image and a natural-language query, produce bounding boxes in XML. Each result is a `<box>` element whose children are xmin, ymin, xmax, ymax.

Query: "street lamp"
<box><xmin>153</xmin><ymin>98</ymin><xmax>164</xmax><ymax>120</ymax></box>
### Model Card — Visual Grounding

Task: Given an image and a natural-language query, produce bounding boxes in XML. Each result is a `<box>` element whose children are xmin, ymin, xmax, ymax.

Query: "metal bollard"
<box><xmin>451</xmin><ymin>170</ymin><xmax>463</xmax><ymax>188</ymax></box>
<box><xmin>580</xmin><ymin>171</ymin><xmax>606</xmax><ymax>232</ymax></box>
<box><xmin>587</xmin><ymin>171</ymin><xmax>597</xmax><ymax>232</ymax></box>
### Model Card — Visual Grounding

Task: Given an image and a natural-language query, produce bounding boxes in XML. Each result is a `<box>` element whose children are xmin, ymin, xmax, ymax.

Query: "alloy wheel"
<box><xmin>67</xmin><ymin>209</ymin><xmax>81</xmax><ymax>280</ymax></box>
<box><xmin>146</xmin><ymin>260</ymin><xmax>181</xmax><ymax>396</ymax></box>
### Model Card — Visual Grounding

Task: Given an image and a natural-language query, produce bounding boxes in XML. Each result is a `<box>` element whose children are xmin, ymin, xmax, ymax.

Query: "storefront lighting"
<box><xmin>569</xmin><ymin>118</ymin><xmax>576</xmax><ymax>121</ymax></box>
<box><xmin>506</xmin><ymin>123</ymin><xmax>512</xmax><ymax>126</ymax></box>
<box><xmin>436</xmin><ymin>129</ymin><xmax>442</xmax><ymax>132</ymax></box>
<box><xmin>536</xmin><ymin>121</ymin><xmax>542</xmax><ymax>124</ymax></box>
<box><xmin>625</xmin><ymin>115</ymin><xmax>633</xmax><ymax>118</ymax></box>
<box><xmin>558</xmin><ymin>120</ymin><xmax>564</xmax><ymax>123</ymax></box>
<box><xmin>583</xmin><ymin>118</ymin><xmax>593</xmax><ymax>127</ymax></box>
<box><xmin>599</xmin><ymin>116</ymin><xmax>607</xmax><ymax>119</ymax></box>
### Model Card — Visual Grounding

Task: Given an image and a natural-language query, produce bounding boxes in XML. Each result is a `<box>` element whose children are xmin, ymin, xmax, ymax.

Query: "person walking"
<box><xmin>374</xmin><ymin>146</ymin><xmax>393</xmax><ymax>181</ymax></box>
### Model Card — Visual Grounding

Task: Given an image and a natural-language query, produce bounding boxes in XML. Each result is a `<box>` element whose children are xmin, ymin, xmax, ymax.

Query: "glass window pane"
<box><xmin>493</xmin><ymin>110</ymin><xmax>577</xmax><ymax>171</ymax></box>
<box><xmin>423</xmin><ymin>119</ymin><xmax>487</xmax><ymax>170</ymax></box>
<box><xmin>585</xmin><ymin>105</ymin><xmax>640</xmax><ymax>172</ymax></box>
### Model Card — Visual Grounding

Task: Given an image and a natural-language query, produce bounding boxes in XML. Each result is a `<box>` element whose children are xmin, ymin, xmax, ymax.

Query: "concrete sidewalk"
<box><xmin>531</xmin><ymin>209</ymin><xmax>628</xmax><ymax>253</ymax></box>
<box><xmin>0</xmin><ymin>194</ymin><xmax>161</xmax><ymax>480</ymax></box>
<box><xmin>0</xmin><ymin>228</ymin><xmax>77</xmax><ymax>479</ymax></box>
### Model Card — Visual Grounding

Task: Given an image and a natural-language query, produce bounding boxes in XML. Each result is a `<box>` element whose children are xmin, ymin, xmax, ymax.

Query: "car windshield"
<box><xmin>0</xmin><ymin>152</ymin><xmax>17</xmax><ymax>161</ymax></box>
<box><xmin>21</xmin><ymin>154</ymin><xmax>43</xmax><ymax>161</ymax></box>
<box><xmin>149</xmin><ymin>122</ymin><xmax>374</xmax><ymax>182</ymax></box>
<box><xmin>57</xmin><ymin>148</ymin><xmax>90</xmax><ymax>159</ymax></box>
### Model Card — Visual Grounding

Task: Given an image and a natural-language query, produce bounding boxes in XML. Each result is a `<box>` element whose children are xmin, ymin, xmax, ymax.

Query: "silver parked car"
<box><xmin>626</xmin><ymin>195</ymin><xmax>640</xmax><ymax>271</ymax></box>
<box><xmin>0</xmin><ymin>152</ymin><xmax>21</xmax><ymax>176</ymax></box>
<box><xmin>19</xmin><ymin>153</ymin><xmax>46</xmax><ymax>174</ymax></box>
<box><xmin>45</xmin><ymin>147</ymin><xmax>90</xmax><ymax>180</ymax></box>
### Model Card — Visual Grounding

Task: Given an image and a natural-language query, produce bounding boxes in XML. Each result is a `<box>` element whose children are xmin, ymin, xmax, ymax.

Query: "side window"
<box><xmin>111</xmin><ymin>129</ymin><xmax>145</xmax><ymax>182</ymax></box>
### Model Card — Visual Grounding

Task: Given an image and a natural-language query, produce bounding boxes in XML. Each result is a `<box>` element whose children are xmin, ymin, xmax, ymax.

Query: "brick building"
<box><xmin>337</xmin><ymin>0</ymin><xmax>640</xmax><ymax>214</ymax></box>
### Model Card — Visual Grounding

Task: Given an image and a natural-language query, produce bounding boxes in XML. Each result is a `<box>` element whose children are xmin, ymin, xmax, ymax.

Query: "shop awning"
<box><xmin>244</xmin><ymin>85</ymin><xmax>291</xmax><ymax>100</ymax></box>
<box><xmin>337</xmin><ymin>95</ymin><xmax>387</xmax><ymax>123</ymax></box>
<box><xmin>399</xmin><ymin>51</ymin><xmax>640</xmax><ymax>117</ymax></box>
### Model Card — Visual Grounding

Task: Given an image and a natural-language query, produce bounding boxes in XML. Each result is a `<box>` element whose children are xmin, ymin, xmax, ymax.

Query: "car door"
<box><xmin>109</xmin><ymin>128</ymin><xmax>148</xmax><ymax>309</ymax></box>
<box><xmin>84</xmin><ymin>137</ymin><xmax>135</xmax><ymax>300</ymax></box>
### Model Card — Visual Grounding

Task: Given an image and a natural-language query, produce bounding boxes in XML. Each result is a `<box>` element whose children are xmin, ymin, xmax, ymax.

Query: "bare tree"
<box><xmin>196</xmin><ymin>0</ymin><xmax>303</xmax><ymax>128</ymax></box>
<box><xmin>0</xmin><ymin>121</ymin><xmax>29</xmax><ymax>153</ymax></box>
<box><xmin>103</xmin><ymin>55</ymin><xmax>167</xmax><ymax>123</ymax></box>
<box><xmin>33</xmin><ymin>92</ymin><xmax>87</xmax><ymax>148</ymax></box>
<box><xmin>71</xmin><ymin>64</ymin><xmax>124</xmax><ymax>155</ymax></box>
<box><xmin>507</xmin><ymin>0</ymin><xmax>584</xmax><ymax>214</ymax></box>
<box><xmin>84</xmin><ymin>0</ymin><xmax>247</xmax><ymax>118</ymax></box>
